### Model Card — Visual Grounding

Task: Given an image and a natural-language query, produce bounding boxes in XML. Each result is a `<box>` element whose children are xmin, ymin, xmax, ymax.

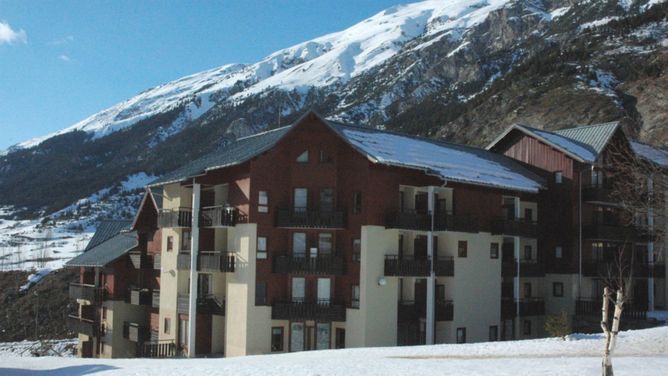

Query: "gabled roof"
<box><xmin>66</xmin><ymin>230</ymin><xmax>138</xmax><ymax>268</ymax></box>
<box><xmin>630</xmin><ymin>140</ymin><xmax>668</xmax><ymax>169</ymax></box>
<box><xmin>487</xmin><ymin>122</ymin><xmax>620</xmax><ymax>163</ymax></box>
<box><xmin>84</xmin><ymin>220</ymin><xmax>133</xmax><ymax>251</ymax></box>
<box><xmin>148</xmin><ymin>111</ymin><xmax>545</xmax><ymax>193</ymax></box>
<box><xmin>149</xmin><ymin>125</ymin><xmax>292</xmax><ymax>186</ymax></box>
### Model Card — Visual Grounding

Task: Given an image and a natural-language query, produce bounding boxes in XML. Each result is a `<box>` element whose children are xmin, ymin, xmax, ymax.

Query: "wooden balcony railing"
<box><xmin>276</xmin><ymin>208</ymin><xmax>346</xmax><ymax>229</ymax></box>
<box><xmin>583</xmin><ymin>223</ymin><xmax>634</xmax><ymax>241</ymax></box>
<box><xmin>176</xmin><ymin>252</ymin><xmax>235</xmax><ymax>272</ymax></box>
<box><xmin>273</xmin><ymin>254</ymin><xmax>345</xmax><ymax>275</ymax></box>
<box><xmin>492</xmin><ymin>217</ymin><xmax>538</xmax><ymax>238</ymax></box>
<box><xmin>501</xmin><ymin>298</ymin><xmax>545</xmax><ymax>319</ymax></box>
<box><xmin>67</xmin><ymin>315</ymin><xmax>98</xmax><ymax>337</ymax></box>
<box><xmin>434</xmin><ymin>213</ymin><xmax>479</xmax><ymax>233</ymax></box>
<box><xmin>271</xmin><ymin>300</ymin><xmax>346</xmax><ymax>321</ymax></box>
<box><xmin>69</xmin><ymin>283</ymin><xmax>103</xmax><ymax>303</ymax></box>
<box><xmin>123</xmin><ymin>322</ymin><xmax>147</xmax><ymax>343</ymax></box>
<box><xmin>129</xmin><ymin>288</ymin><xmax>152</xmax><ymax>306</ymax></box>
<box><xmin>200</xmin><ymin>206</ymin><xmax>238</xmax><ymax>227</ymax></box>
<box><xmin>384</xmin><ymin>255</ymin><xmax>431</xmax><ymax>276</ymax></box>
<box><xmin>434</xmin><ymin>257</ymin><xmax>454</xmax><ymax>276</ymax></box>
<box><xmin>158</xmin><ymin>208</ymin><xmax>192</xmax><ymax>228</ymax></box>
<box><xmin>501</xmin><ymin>259</ymin><xmax>545</xmax><ymax>277</ymax></box>
<box><xmin>397</xmin><ymin>300</ymin><xmax>453</xmax><ymax>322</ymax></box>
<box><xmin>385</xmin><ymin>209</ymin><xmax>431</xmax><ymax>231</ymax></box>
<box><xmin>177</xmin><ymin>294</ymin><xmax>225</xmax><ymax>316</ymax></box>
<box><xmin>575</xmin><ymin>298</ymin><xmax>647</xmax><ymax>320</ymax></box>
<box><xmin>140</xmin><ymin>340</ymin><xmax>176</xmax><ymax>358</ymax></box>
<box><xmin>436</xmin><ymin>300</ymin><xmax>454</xmax><ymax>321</ymax></box>
<box><xmin>582</xmin><ymin>185</ymin><xmax>614</xmax><ymax>203</ymax></box>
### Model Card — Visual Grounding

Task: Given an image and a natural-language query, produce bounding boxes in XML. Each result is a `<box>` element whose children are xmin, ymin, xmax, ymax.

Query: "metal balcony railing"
<box><xmin>272</xmin><ymin>300</ymin><xmax>346</xmax><ymax>321</ymax></box>
<box><xmin>200</xmin><ymin>206</ymin><xmax>238</xmax><ymax>227</ymax></box>
<box><xmin>384</xmin><ymin>255</ymin><xmax>431</xmax><ymax>276</ymax></box>
<box><xmin>158</xmin><ymin>208</ymin><xmax>192</xmax><ymax>228</ymax></box>
<box><xmin>276</xmin><ymin>208</ymin><xmax>346</xmax><ymax>229</ymax></box>
<box><xmin>273</xmin><ymin>254</ymin><xmax>345</xmax><ymax>275</ymax></box>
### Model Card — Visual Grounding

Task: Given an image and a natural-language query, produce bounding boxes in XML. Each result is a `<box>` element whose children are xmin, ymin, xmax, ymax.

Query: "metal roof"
<box><xmin>148</xmin><ymin>112</ymin><xmax>545</xmax><ymax>193</ymax></box>
<box><xmin>66</xmin><ymin>230</ymin><xmax>138</xmax><ymax>268</ymax></box>
<box><xmin>84</xmin><ymin>220</ymin><xmax>133</xmax><ymax>251</ymax></box>
<box><xmin>553</xmin><ymin>122</ymin><xmax>620</xmax><ymax>159</ymax></box>
<box><xmin>149</xmin><ymin>125</ymin><xmax>292</xmax><ymax>186</ymax></box>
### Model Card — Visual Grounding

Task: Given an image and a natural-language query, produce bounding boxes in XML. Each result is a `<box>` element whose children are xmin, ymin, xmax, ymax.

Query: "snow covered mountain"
<box><xmin>1</xmin><ymin>0</ymin><xmax>667</xmax><ymax>269</ymax></box>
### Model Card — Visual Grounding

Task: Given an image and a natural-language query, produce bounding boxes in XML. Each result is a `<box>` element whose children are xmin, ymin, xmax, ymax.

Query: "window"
<box><xmin>524</xmin><ymin>245</ymin><xmax>532</xmax><ymax>261</ymax></box>
<box><xmin>320</xmin><ymin>188</ymin><xmax>334</xmax><ymax>212</ymax></box>
<box><xmin>336</xmin><ymin>328</ymin><xmax>346</xmax><ymax>349</ymax></box>
<box><xmin>458</xmin><ymin>241</ymin><xmax>468</xmax><ymax>258</ymax></box>
<box><xmin>456</xmin><ymin>328</ymin><xmax>467</xmax><ymax>344</ymax></box>
<box><xmin>198</xmin><ymin>274</ymin><xmax>212</xmax><ymax>297</ymax></box>
<box><xmin>256</xmin><ymin>281</ymin><xmax>267</xmax><ymax>305</ymax></box>
<box><xmin>489</xmin><ymin>326</ymin><xmax>498</xmax><ymax>341</ymax></box>
<box><xmin>436</xmin><ymin>284</ymin><xmax>445</xmax><ymax>302</ymax></box>
<box><xmin>316</xmin><ymin>323</ymin><xmax>331</xmax><ymax>350</ymax></box>
<box><xmin>319</xmin><ymin>150</ymin><xmax>332</xmax><ymax>163</ymax></box>
<box><xmin>271</xmin><ymin>327</ymin><xmax>284</xmax><ymax>352</ymax></box>
<box><xmin>294</xmin><ymin>188</ymin><xmax>308</xmax><ymax>211</ymax></box>
<box><xmin>524</xmin><ymin>282</ymin><xmax>532</xmax><ymax>298</ymax></box>
<box><xmin>524</xmin><ymin>208</ymin><xmax>533</xmax><ymax>222</ymax></box>
<box><xmin>317</xmin><ymin>278</ymin><xmax>331</xmax><ymax>304</ymax></box>
<box><xmin>352</xmin><ymin>239</ymin><xmax>361</xmax><ymax>262</ymax></box>
<box><xmin>555</xmin><ymin>171</ymin><xmax>563</xmax><ymax>184</ymax></box>
<box><xmin>164</xmin><ymin>317</ymin><xmax>171</xmax><ymax>334</ymax></box>
<box><xmin>592</xmin><ymin>242</ymin><xmax>604</xmax><ymax>261</ymax></box>
<box><xmin>296</xmin><ymin>150</ymin><xmax>309</xmax><ymax>163</ymax></box>
<box><xmin>292</xmin><ymin>277</ymin><xmax>305</xmax><ymax>302</ymax></box>
<box><xmin>318</xmin><ymin>233</ymin><xmax>333</xmax><ymax>255</ymax></box>
<box><xmin>166</xmin><ymin>236</ymin><xmax>174</xmax><ymax>252</ymax></box>
<box><xmin>553</xmin><ymin>282</ymin><xmax>564</xmax><ymax>297</ymax></box>
<box><xmin>179</xmin><ymin>318</ymin><xmax>188</xmax><ymax>349</ymax></box>
<box><xmin>290</xmin><ymin>322</ymin><xmax>304</xmax><ymax>352</ymax></box>
<box><xmin>181</xmin><ymin>230</ymin><xmax>191</xmax><ymax>251</ymax></box>
<box><xmin>555</xmin><ymin>246</ymin><xmax>563</xmax><ymax>259</ymax></box>
<box><xmin>351</xmin><ymin>285</ymin><xmax>360</xmax><ymax>308</ymax></box>
<box><xmin>257</xmin><ymin>237</ymin><xmax>267</xmax><ymax>260</ymax></box>
<box><xmin>490</xmin><ymin>243</ymin><xmax>499</xmax><ymax>259</ymax></box>
<box><xmin>352</xmin><ymin>192</ymin><xmax>362</xmax><ymax>214</ymax></box>
<box><xmin>258</xmin><ymin>191</ymin><xmax>269</xmax><ymax>213</ymax></box>
<box><xmin>523</xmin><ymin>320</ymin><xmax>532</xmax><ymax>336</ymax></box>
<box><xmin>293</xmin><ymin>233</ymin><xmax>306</xmax><ymax>257</ymax></box>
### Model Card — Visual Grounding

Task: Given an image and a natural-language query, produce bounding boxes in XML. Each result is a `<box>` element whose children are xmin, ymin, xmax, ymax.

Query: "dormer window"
<box><xmin>319</xmin><ymin>150</ymin><xmax>332</xmax><ymax>163</ymax></box>
<box><xmin>296</xmin><ymin>150</ymin><xmax>309</xmax><ymax>163</ymax></box>
<box><xmin>555</xmin><ymin>171</ymin><xmax>563</xmax><ymax>184</ymax></box>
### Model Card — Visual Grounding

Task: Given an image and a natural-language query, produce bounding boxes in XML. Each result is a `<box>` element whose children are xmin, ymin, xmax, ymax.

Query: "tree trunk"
<box><xmin>601</xmin><ymin>287</ymin><xmax>613</xmax><ymax>376</ymax></box>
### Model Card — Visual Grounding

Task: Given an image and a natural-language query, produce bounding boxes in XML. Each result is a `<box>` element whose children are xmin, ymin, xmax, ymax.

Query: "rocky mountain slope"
<box><xmin>0</xmin><ymin>0</ymin><xmax>667</xmax><ymax>268</ymax></box>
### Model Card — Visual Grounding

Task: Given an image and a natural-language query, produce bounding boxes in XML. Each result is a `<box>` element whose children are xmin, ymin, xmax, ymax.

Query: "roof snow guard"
<box><xmin>149</xmin><ymin>112</ymin><xmax>545</xmax><ymax>193</ymax></box>
<box><xmin>487</xmin><ymin>122</ymin><xmax>620</xmax><ymax>164</ymax></box>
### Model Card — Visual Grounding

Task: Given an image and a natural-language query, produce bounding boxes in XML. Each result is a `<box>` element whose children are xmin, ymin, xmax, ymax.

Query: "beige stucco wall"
<box><xmin>347</xmin><ymin>226</ymin><xmax>399</xmax><ymax>348</ymax></box>
<box><xmin>436</xmin><ymin>231</ymin><xmax>503</xmax><ymax>343</ymax></box>
<box><xmin>544</xmin><ymin>274</ymin><xmax>577</xmax><ymax>316</ymax></box>
<box><xmin>99</xmin><ymin>300</ymin><xmax>146</xmax><ymax>358</ymax></box>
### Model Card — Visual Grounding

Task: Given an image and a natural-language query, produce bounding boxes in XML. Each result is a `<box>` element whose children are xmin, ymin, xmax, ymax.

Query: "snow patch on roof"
<box><xmin>524</xmin><ymin>126</ymin><xmax>598</xmax><ymax>162</ymax></box>
<box><xmin>631</xmin><ymin>140</ymin><xmax>668</xmax><ymax>168</ymax></box>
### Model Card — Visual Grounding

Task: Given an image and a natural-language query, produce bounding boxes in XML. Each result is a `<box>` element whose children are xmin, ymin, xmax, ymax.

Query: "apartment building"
<box><xmin>67</xmin><ymin>111</ymin><xmax>667</xmax><ymax>358</ymax></box>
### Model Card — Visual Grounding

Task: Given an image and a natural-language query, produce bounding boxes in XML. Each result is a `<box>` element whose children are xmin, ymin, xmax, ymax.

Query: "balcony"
<box><xmin>492</xmin><ymin>217</ymin><xmax>538</xmax><ymax>238</ymax></box>
<box><xmin>575</xmin><ymin>299</ymin><xmax>647</xmax><ymax>320</ymax></box>
<box><xmin>68</xmin><ymin>315</ymin><xmax>98</xmax><ymax>337</ymax></box>
<box><xmin>583</xmin><ymin>223</ymin><xmax>634</xmax><ymax>241</ymax></box>
<box><xmin>276</xmin><ymin>208</ymin><xmax>346</xmax><ymax>229</ymax></box>
<box><xmin>158</xmin><ymin>208</ymin><xmax>192</xmax><ymax>228</ymax></box>
<box><xmin>200</xmin><ymin>206</ymin><xmax>238</xmax><ymax>228</ymax></box>
<box><xmin>501</xmin><ymin>259</ymin><xmax>545</xmax><ymax>277</ymax></box>
<box><xmin>123</xmin><ymin>322</ymin><xmax>147</xmax><ymax>343</ymax></box>
<box><xmin>140</xmin><ymin>340</ymin><xmax>176</xmax><ymax>358</ymax></box>
<box><xmin>582</xmin><ymin>185</ymin><xmax>614</xmax><ymax>203</ymax></box>
<box><xmin>501</xmin><ymin>298</ymin><xmax>545</xmax><ymax>319</ymax></box>
<box><xmin>129</xmin><ymin>288</ymin><xmax>152</xmax><ymax>306</ymax></box>
<box><xmin>176</xmin><ymin>252</ymin><xmax>235</xmax><ymax>272</ymax></box>
<box><xmin>272</xmin><ymin>300</ymin><xmax>346</xmax><ymax>321</ymax></box>
<box><xmin>434</xmin><ymin>213</ymin><xmax>479</xmax><ymax>233</ymax></box>
<box><xmin>177</xmin><ymin>294</ymin><xmax>225</xmax><ymax>316</ymax></box>
<box><xmin>434</xmin><ymin>257</ymin><xmax>454</xmax><ymax>277</ymax></box>
<box><xmin>436</xmin><ymin>300</ymin><xmax>454</xmax><ymax>321</ymax></box>
<box><xmin>152</xmin><ymin>290</ymin><xmax>160</xmax><ymax>309</ymax></box>
<box><xmin>385</xmin><ymin>209</ymin><xmax>431</xmax><ymax>231</ymax></box>
<box><xmin>273</xmin><ymin>254</ymin><xmax>345</xmax><ymax>275</ymax></box>
<box><xmin>69</xmin><ymin>283</ymin><xmax>103</xmax><ymax>303</ymax></box>
<box><xmin>384</xmin><ymin>255</ymin><xmax>431</xmax><ymax>276</ymax></box>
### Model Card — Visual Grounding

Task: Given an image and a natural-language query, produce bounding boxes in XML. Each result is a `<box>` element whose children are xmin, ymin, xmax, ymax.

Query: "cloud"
<box><xmin>0</xmin><ymin>21</ymin><xmax>27</xmax><ymax>45</ymax></box>
<box><xmin>58</xmin><ymin>54</ymin><xmax>72</xmax><ymax>62</ymax></box>
<box><xmin>49</xmin><ymin>35</ymin><xmax>74</xmax><ymax>46</ymax></box>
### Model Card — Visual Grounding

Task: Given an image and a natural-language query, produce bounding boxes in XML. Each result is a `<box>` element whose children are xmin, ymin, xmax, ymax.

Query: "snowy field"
<box><xmin>1</xmin><ymin>326</ymin><xmax>667</xmax><ymax>376</ymax></box>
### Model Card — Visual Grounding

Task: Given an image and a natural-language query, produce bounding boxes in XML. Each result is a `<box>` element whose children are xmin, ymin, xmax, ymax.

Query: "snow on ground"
<box><xmin>0</xmin><ymin>172</ymin><xmax>150</xmax><ymax>272</ymax></box>
<box><xmin>0</xmin><ymin>339</ymin><xmax>76</xmax><ymax>358</ymax></box>
<box><xmin>2</xmin><ymin>327</ymin><xmax>666</xmax><ymax>376</ymax></box>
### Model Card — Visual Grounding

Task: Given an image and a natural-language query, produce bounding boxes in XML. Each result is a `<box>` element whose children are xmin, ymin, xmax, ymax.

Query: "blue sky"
<box><xmin>0</xmin><ymin>0</ymin><xmax>401</xmax><ymax>149</ymax></box>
